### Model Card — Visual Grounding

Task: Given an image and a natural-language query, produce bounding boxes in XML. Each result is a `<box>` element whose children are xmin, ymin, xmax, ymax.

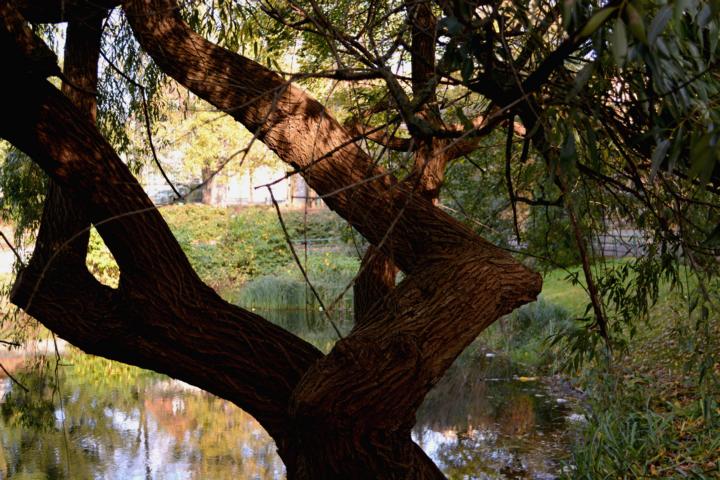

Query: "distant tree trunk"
<box><xmin>248</xmin><ymin>167</ymin><xmax>254</xmax><ymax>204</ymax></box>
<box><xmin>201</xmin><ymin>165</ymin><xmax>217</xmax><ymax>205</ymax></box>
<box><xmin>1</xmin><ymin>2</ymin><xmax>542</xmax><ymax>478</ymax></box>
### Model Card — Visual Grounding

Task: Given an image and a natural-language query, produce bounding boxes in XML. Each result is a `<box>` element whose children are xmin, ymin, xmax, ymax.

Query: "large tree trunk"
<box><xmin>2</xmin><ymin>2</ymin><xmax>542</xmax><ymax>478</ymax></box>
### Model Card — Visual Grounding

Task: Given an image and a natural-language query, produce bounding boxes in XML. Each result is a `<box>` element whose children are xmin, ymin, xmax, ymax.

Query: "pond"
<box><xmin>0</xmin><ymin>310</ymin><xmax>578</xmax><ymax>479</ymax></box>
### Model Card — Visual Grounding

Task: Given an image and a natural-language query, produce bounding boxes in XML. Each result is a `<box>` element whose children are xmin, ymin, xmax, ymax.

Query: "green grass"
<box><xmin>85</xmin><ymin>204</ymin><xmax>354</xmax><ymax>290</ymax></box>
<box><xmin>566</xmin><ymin>398</ymin><xmax>720</xmax><ymax>479</ymax></box>
<box><xmin>558</xmin><ymin>279</ymin><xmax>720</xmax><ymax>478</ymax></box>
<box><xmin>480</xmin><ymin>297</ymin><xmax>574</xmax><ymax>370</ymax></box>
<box><xmin>539</xmin><ymin>259</ymin><xmax>638</xmax><ymax>317</ymax></box>
<box><xmin>234</xmin><ymin>252</ymin><xmax>359</xmax><ymax>311</ymax></box>
<box><xmin>540</xmin><ymin>267</ymin><xmax>588</xmax><ymax>316</ymax></box>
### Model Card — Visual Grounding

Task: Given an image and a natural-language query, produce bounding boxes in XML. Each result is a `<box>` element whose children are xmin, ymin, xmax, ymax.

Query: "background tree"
<box><xmin>150</xmin><ymin>100</ymin><xmax>280</xmax><ymax>204</ymax></box>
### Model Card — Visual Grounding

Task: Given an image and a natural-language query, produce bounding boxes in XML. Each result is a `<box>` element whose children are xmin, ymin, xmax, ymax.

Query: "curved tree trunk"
<box><xmin>353</xmin><ymin>245</ymin><xmax>398</xmax><ymax>325</ymax></box>
<box><xmin>1</xmin><ymin>2</ymin><xmax>542</xmax><ymax>478</ymax></box>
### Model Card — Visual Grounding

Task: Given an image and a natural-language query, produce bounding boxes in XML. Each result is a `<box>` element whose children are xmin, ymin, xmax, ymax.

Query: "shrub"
<box><xmin>236</xmin><ymin>252</ymin><xmax>359</xmax><ymax>311</ymax></box>
<box><xmin>481</xmin><ymin>297</ymin><xmax>575</xmax><ymax>370</ymax></box>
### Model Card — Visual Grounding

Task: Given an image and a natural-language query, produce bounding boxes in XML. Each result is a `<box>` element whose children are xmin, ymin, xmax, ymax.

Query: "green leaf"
<box><xmin>569</xmin><ymin>62</ymin><xmax>594</xmax><ymax>98</ymax></box>
<box><xmin>710</xmin><ymin>20</ymin><xmax>719</xmax><ymax>58</ymax></box>
<box><xmin>612</xmin><ymin>18</ymin><xmax>628</xmax><ymax>66</ymax></box>
<box><xmin>650</xmin><ymin>139</ymin><xmax>671</xmax><ymax>181</ymax></box>
<box><xmin>674</xmin><ymin>0</ymin><xmax>689</xmax><ymax>21</ymax></box>
<box><xmin>579</xmin><ymin>6</ymin><xmax>618</xmax><ymax>37</ymax></box>
<box><xmin>585</xmin><ymin>126</ymin><xmax>601</xmax><ymax>167</ymax></box>
<box><xmin>562</xmin><ymin>0</ymin><xmax>576</xmax><ymax>31</ymax></box>
<box><xmin>625</xmin><ymin>4</ymin><xmax>647</xmax><ymax>44</ymax></box>
<box><xmin>648</xmin><ymin>5</ymin><xmax>672</xmax><ymax>44</ymax></box>
<box><xmin>689</xmin><ymin>133</ymin><xmax>716</xmax><ymax>184</ymax></box>
<box><xmin>702</xmin><ymin>223</ymin><xmax>720</xmax><ymax>248</ymax></box>
<box><xmin>666</xmin><ymin>127</ymin><xmax>684</xmax><ymax>174</ymax></box>
<box><xmin>560</xmin><ymin>131</ymin><xmax>577</xmax><ymax>168</ymax></box>
<box><xmin>712</xmin><ymin>0</ymin><xmax>720</xmax><ymax>15</ymax></box>
<box><xmin>461</xmin><ymin>58</ymin><xmax>474</xmax><ymax>83</ymax></box>
<box><xmin>697</xmin><ymin>4</ymin><xmax>712</xmax><ymax>27</ymax></box>
<box><xmin>454</xmin><ymin>107</ymin><xmax>473</xmax><ymax>130</ymax></box>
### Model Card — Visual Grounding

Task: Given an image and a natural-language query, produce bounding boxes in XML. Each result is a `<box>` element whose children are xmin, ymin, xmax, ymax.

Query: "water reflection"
<box><xmin>0</xmin><ymin>310</ymin><xmax>574</xmax><ymax>479</ymax></box>
<box><xmin>414</xmin><ymin>353</ymin><xmax>573</xmax><ymax>479</ymax></box>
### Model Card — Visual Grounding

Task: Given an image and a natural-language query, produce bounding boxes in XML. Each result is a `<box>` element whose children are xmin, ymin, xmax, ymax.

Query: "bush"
<box><xmin>236</xmin><ymin>252</ymin><xmax>359</xmax><ymax>311</ymax></box>
<box><xmin>86</xmin><ymin>228</ymin><xmax>120</xmax><ymax>287</ymax></box>
<box><xmin>155</xmin><ymin>204</ymin><xmax>351</xmax><ymax>288</ymax></box>
<box><xmin>481</xmin><ymin>297</ymin><xmax>575</xmax><ymax>370</ymax></box>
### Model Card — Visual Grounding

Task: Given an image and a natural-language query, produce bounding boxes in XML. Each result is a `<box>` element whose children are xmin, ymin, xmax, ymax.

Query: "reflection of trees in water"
<box><xmin>143</xmin><ymin>389</ymin><xmax>283</xmax><ymax>479</ymax></box>
<box><xmin>0</xmin><ymin>434</ymin><xmax>6</xmax><ymax>478</ymax></box>
<box><xmin>1</xmin><ymin>343</ymin><xmax>574</xmax><ymax>479</ymax></box>
<box><xmin>253</xmin><ymin>308</ymin><xmax>353</xmax><ymax>353</ymax></box>
<box><xmin>0</xmin><ymin>360</ymin><xmax>112</xmax><ymax>480</ymax></box>
<box><xmin>0</xmin><ymin>352</ymin><xmax>284</xmax><ymax>480</ymax></box>
<box><xmin>414</xmin><ymin>350</ymin><xmax>572</xmax><ymax>479</ymax></box>
<box><xmin>498</xmin><ymin>395</ymin><xmax>535</xmax><ymax>436</ymax></box>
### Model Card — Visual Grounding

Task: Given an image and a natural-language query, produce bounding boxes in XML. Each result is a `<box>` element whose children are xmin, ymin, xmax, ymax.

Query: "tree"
<box><xmin>0</xmin><ymin>0</ymin><xmax>718</xmax><ymax>478</ymax></box>
<box><xmin>150</xmin><ymin>104</ymin><xmax>278</xmax><ymax>205</ymax></box>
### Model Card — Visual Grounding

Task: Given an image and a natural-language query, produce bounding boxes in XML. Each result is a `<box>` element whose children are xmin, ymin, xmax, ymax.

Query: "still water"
<box><xmin>0</xmin><ymin>310</ymin><xmax>577</xmax><ymax>479</ymax></box>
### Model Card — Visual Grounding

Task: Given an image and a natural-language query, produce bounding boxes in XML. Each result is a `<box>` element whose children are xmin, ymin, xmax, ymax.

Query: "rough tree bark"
<box><xmin>1</xmin><ymin>1</ymin><xmax>542</xmax><ymax>478</ymax></box>
<box><xmin>354</xmin><ymin>0</ymin><xmax>456</xmax><ymax>324</ymax></box>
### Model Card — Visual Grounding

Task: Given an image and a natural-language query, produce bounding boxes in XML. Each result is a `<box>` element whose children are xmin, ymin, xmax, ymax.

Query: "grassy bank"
<box><xmin>476</xmin><ymin>263</ymin><xmax>719</xmax><ymax>478</ymax></box>
<box><xmin>86</xmin><ymin>204</ymin><xmax>356</xmax><ymax>290</ymax></box>
<box><xmin>232</xmin><ymin>252</ymin><xmax>359</xmax><ymax>313</ymax></box>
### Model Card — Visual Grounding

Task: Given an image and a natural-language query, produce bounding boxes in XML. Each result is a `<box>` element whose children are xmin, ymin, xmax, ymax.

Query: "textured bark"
<box><xmin>30</xmin><ymin>9</ymin><xmax>104</xmax><ymax>270</ymax></box>
<box><xmin>2</xmin><ymin>74</ymin><xmax>325</xmax><ymax>453</ymax></box>
<box><xmin>2</xmin><ymin>2</ymin><xmax>542</xmax><ymax>478</ymax></box>
<box><xmin>353</xmin><ymin>246</ymin><xmax>398</xmax><ymax>325</ymax></box>
<box><xmin>0</xmin><ymin>7</ymin><xmax>322</xmax><ymax>452</ymax></box>
<box><xmin>121</xmin><ymin>2</ymin><xmax>541</xmax><ymax>478</ymax></box>
<box><xmin>201</xmin><ymin>165</ymin><xmax>218</xmax><ymax>205</ymax></box>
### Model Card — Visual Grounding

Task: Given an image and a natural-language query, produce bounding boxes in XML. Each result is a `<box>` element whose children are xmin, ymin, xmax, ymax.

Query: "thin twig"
<box><xmin>0</xmin><ymin>361</ymin><xmax>29</xmax><ymax>393</ymax></box>
<box><xmin>99</xmin><ymin>49</ymin><xmax>181</xmax><ymax>199</ymax></box>
<box><xmin>0</xmin><ymin>230</ymin><xmax>25</xmax><ymax>267</ymax></box>
<box><xmin>505</xmin><ymin>117</ymin><xmax>521</xmax><ymax>244</ymax></box>
<box><xmin>267</xmin><ymin>188</ymin><xmax>343</xmax><ymax>339</ymax></box>
<box><xmin>49</xmin><ymin>332</ymin><xmax>72</xmax><ymax>477</ymax></box>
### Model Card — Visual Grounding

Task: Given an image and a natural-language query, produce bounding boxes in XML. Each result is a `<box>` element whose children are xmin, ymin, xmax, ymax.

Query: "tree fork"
<box><xmin>352</xmin><ymin>0</ymin><xmax>458</xmax><ymax>327</ymax></box>
<box><xmin>2</xmin><ymin>2</ymin><xmax>543</xmax><ymax>477</ymax></box>
<box><xmin>353</xmin><ymin>245</ymin><xmax>398</xmax><ymax>325</ymax></box>
<box><xmin>16</xmin><ymin>8</ymin><xmax>105</xmax><ymax>284</ymax></box>
<box><xmin>123</xmin><ymin>1</ymin><xmax>543</xmax><ymax>477</ymax></box>
<box><xmin>0</xmin><ymin>2</ymin><xmax>322</xmax><ymax>452</ymax></box>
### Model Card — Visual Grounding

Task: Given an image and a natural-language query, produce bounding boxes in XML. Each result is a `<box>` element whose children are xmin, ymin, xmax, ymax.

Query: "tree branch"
<box><xmin>345</xmin><ymin>120</ymin><xmax>413</xmax><ymax>151</ymax></box>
